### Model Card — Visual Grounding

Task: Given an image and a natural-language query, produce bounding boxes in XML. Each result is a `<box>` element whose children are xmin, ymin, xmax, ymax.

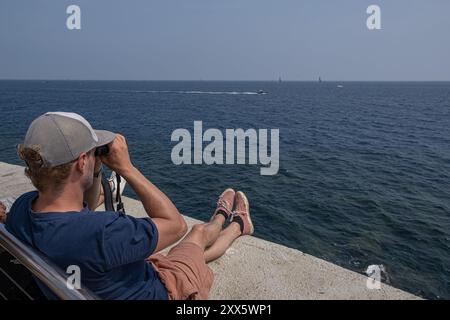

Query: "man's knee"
<box><xmin>191</xmin><ymin>223</ymin><xmax>206</xmax><ymax>236</ymax></box>
<box><xmin>183</xmin><ymin>223</ymin><xmax>208</xmax><ymax>246</ymax></box>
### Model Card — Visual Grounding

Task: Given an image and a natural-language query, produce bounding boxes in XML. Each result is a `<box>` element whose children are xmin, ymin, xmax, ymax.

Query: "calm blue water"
<box><xmin>1</xmin><ymin>81</ymin><xmax>449</xmax><ymax>299</ymax></box>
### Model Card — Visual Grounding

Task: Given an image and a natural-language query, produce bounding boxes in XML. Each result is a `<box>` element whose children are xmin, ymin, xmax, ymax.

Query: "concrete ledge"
<box><xmin>0</xmin><ymin>162</ymin><xmax>420</xmax><ymax>300</ymax></box>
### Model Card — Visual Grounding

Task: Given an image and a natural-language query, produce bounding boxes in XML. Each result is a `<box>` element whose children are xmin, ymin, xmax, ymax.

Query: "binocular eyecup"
<box><xmin>94</xmin><ymin>145</ymin><xmax>109</xmax><ymax>157</ymax></box>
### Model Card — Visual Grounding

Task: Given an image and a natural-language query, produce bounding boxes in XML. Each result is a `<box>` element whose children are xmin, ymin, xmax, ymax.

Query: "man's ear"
<box><xmin>75</xmin><ymin>153</ymin><xmax>88</xmax><ymax>173</ymax></box>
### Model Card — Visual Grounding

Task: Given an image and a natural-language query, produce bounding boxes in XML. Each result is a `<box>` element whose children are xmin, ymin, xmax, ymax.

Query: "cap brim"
<box><xmin>95</xmin><ymin>130</ymin><xmax>116</xmax><ymax>147</ymax></box>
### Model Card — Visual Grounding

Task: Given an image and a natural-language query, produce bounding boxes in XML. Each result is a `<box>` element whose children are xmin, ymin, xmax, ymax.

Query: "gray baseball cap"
<box><xmin>20</xmin><ymin>112</ymin><xmax>116</xmax><ymax>167</ymax></box>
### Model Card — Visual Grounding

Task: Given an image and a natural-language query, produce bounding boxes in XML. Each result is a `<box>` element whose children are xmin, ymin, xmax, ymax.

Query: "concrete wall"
<box><xmin>0</xmin><ymin>162</ymin><xmax>420</xmax><ymax>299</ymax></box>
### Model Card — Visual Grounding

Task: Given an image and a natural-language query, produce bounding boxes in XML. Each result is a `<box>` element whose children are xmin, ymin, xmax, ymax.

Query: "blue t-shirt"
<box><xmin>5</xmin><ymin>191</ymin><xmax>168</xmax><ymax>300</ymax></box>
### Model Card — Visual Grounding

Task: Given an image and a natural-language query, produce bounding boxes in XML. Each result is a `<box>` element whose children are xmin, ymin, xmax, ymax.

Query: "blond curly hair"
<box><xmin>17</xmin><ymin>145</ymin><xmax>74</xmax><ymax>193</ymax></box>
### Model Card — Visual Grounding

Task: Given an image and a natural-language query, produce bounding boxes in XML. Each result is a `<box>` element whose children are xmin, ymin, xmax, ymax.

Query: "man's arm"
<box><xmin>100</xmin><ymin>134</ymin><xmax>187</xmax><ymax>253</ymax></box>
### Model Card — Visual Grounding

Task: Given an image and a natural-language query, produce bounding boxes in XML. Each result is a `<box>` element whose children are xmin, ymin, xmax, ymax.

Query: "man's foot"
<box><xmin>211</xmin><ymin>188</ymin><xmax>235</xmax><ymax>221</ymax></box>
<box><xmin>109</xmin><ymin>171</ymin><xmax>127</xmax><ymax>201</ymax></box>
<box><xmin>231</xmin><ymin>191</ymin><xmax>254</xmax><ymax>236</ymax></box>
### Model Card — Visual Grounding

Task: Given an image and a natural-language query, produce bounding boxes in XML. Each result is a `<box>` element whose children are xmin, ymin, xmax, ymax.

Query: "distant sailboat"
<box><xmin>319</xmin><ymin>77</ymin><xmax>322</xmax><ymax>83</ymax></box>
<box><xmin>278</xmin><ymin>77</ymin><xmax>282</xmax><ymax>83</ymax></box>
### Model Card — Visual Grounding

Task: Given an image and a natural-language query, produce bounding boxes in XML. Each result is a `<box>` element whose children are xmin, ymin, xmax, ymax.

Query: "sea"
<box><xmin>0</xmin><ymin>80</ymin><xmax>449</xmax><ymax>299</ymax></box>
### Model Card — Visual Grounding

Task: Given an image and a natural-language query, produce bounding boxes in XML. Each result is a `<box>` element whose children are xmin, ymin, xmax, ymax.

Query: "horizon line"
<box><xmin>1</xmin><ymin>79</ymin><xmax>450</xmax><ymax>82</ymax></box>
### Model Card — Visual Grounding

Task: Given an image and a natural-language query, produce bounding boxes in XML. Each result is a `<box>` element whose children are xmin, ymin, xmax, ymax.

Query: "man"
<box><xmin>4</xmin><ymin>112</ymin><xmax>254</xmax><ymax>300</ymax></box>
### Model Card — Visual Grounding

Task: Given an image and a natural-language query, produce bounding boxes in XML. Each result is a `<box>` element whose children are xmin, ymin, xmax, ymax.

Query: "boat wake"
<box><xmin>143</xmin><ymin>90</ymin><xmax>261</xmax><ymax>95</ymax></box>
<box><xmin>43</xmin><ymin>87</ymin><xmax>265</xmax><ymax>95</ymax></box>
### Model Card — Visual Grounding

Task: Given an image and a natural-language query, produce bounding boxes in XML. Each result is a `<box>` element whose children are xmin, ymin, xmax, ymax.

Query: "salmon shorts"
<box><xmin>148</xmin><ymin>241</ymin><xmax>214</xmax><ymax>300</ymax></box>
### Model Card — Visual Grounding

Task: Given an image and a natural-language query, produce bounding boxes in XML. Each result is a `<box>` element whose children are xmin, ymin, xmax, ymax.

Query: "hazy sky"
<box><xmin>1</xmin><ymin>0</ymin><xmax>449</xmax><ymax>81</ymax></box>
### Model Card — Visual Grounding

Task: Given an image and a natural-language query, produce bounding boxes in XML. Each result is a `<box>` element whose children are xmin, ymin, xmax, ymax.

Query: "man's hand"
<box><xmin>100</xmin><ymin>134</ymin><xmax>134</xmax><ymax>176</ymax></box>
<box><xmin>0</xmin><ymin>201</ymin><xmax>7</xmax><ymax>224</ymax></box>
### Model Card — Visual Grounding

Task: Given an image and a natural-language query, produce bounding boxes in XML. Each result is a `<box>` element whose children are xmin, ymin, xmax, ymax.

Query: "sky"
<box><xmin>1</xmin><ymin>0</ymin><xmax>449</xmax><ymax>81</ymax></box>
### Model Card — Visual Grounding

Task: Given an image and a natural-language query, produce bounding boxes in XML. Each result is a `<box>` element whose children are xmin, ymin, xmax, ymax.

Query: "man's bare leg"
<box><xmin>204</xmin><ymin>223</ymin><xmax>241</xmax><ymax>263</ymax></box>
<box><xmin>204</xmin><ymin>191</ymin><xmax>253</xmax><ymax>263</ymax></box>
<box><xmin>178</xmin><ymin>190</ymin><xmax>253</xmax><ymax>263</ymax></box>
<box><xmin>205</xmin><ymin>191</ymin><xmax>253</xmax><ymax>262</ymax></box>
<box><xmin>182</xmin><ymin>214</ymin><xmax>226</xmax><ymax>250</ymax></box>
<box><xmin>177</xmin><ymin>189</ymin><xmax>235</xmax><ymax>255</ymax></box>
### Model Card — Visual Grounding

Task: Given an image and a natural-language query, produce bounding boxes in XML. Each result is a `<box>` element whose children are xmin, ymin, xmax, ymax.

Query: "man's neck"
<box><xmin>33</xmin><ymin>187</ymin><xmax>84</xmax><ymax>213</ymax></box>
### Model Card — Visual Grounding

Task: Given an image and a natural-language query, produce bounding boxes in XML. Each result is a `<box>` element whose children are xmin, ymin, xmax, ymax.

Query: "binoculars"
<box><xmin>94</xmin><ymin>145</ymin><xmax>109</xmax><ymax>157</ymax></box>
